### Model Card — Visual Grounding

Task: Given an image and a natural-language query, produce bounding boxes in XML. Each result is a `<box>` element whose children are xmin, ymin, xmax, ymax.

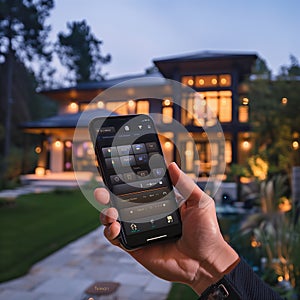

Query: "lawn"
<box><xmin>0</xmin><ymin>188</ymin><xmax>248</xmax><ymax>299</ymax></box>
<box><xmin>0</xmin><ymin>189</ymin><xmax>100</xmax><ymax>282</ymax></box>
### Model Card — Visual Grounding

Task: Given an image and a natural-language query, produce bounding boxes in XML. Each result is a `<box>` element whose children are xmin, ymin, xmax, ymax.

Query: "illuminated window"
<box><xmin>66</xmin><ymin>101</ymin><xmax>79</xmax><ymax>113</ymax></box>
<box><xmin>182</xmin><ymin>91</ymin><xmax>232</xmax><ymax>126</ymax></box>
<box><xmin>239</xmin><ymin>97</ymin><xmax>249</xmax><ymax>123</ymax></box>
<box><xmin>195</xmin><ymin>75</ymin><xmax>218</xmax><ymax>88</ymax></box>
<box><xmin>239</xmin><ymin>106</ymin><xmax>249</xmax><ymax>123</ymax></box>
<box><xmin>185</xmin><ymin>141</ymin><xmax>195</xmax><ymax>172</ymax></box>
<box><xmin>219</xmin><ymin>74</ymin><xmax>231</xmax><ymax>87</ymax></box>
<box><xmin>225</xmin><ymin>140</ymin><xmax>232</xmax><ymax>163</ymax></box>
<box><xmin>219</xmin><ymin>91</ymin><xmax>232</xmax><ymax>122</ymax></box>
<box><xmin>162</xmin><ymin>98</ymin><xmax>173</xmax><ymax>123</ymax></box>
<box><xmin>136</xmin><ymin>100</ymin><xmax>149</xmax><ymax>114</ymax></box>
<box><xmin>206</xmin><ymin>92</ymin><xmax>218</xmax><ymax>126</ymax></box>
<box><xmin>106</xmin><ymin>101</ymin><xmax>128</xmax><ymax>114</ymax></box>
<box><xmin>182</xmin><ymin>76</ymin><xmax>194</xmax><ymax>86</ymax></box>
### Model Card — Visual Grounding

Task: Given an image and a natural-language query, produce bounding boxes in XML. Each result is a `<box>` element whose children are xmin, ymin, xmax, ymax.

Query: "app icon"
<box><xmin>166</xmin><ymin>215</ymin><xmax>174</xmax><ymax>223</ymax></box>
<box><xmin>130</xmin><ymin>223</ymin><xmax>138</xmax><ymax>232</ymax></box>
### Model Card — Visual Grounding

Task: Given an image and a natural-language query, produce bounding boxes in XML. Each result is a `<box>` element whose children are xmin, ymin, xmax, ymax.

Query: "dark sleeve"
<box><xmin>199</xmin><ymin>258</ymin><xmax>283</xmax><ymax>300</ymax></box>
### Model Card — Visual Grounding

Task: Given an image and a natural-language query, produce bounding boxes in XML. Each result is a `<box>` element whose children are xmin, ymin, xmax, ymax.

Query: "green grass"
<box><xmin>167</xmin><ymin>283</ymin><xmax>198</xmax><ymax>300</ymax></box>
<box><xmin>0</xmin><ymin>189</ymin><xmax>100</xmax><ymax>282</ymax></box>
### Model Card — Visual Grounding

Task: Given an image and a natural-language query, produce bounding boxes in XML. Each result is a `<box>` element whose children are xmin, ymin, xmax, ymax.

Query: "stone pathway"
<box><xmin>0</xmin><ymin>185</ymin><xmax>54</xmax><ymax>200</ymax></box>
<box><xmin>0</xmin><ymin>227</ymin><xmax>171</xmax><ymax>300</ymax></box>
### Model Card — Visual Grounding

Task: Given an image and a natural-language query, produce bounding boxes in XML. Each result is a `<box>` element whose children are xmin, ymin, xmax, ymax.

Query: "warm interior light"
<box><xmin>242</xmin><ymin>97</ymin><xmax>249</xmax><ymax>105</ymax></box>
<box><xmin>242</xmin><ymin>140</ymin><xmax>251</xmax><ymax>150</ymax></box>
<box><xmin>281</xmin><ymin>97</ymin><xmax>288</xmax><ymax>105</ymax></box>
<box><xmin>220</xmin><ymin>78</ymin><xmax>227</xmax><ymax>85</ymax></box>
<box><xmin>55</xmin><ymin>140</ymin><xmax>62</xmax><ymax>148</ymax></box>
<box><xmin>65</xmin><ymin>141</ymin><xmax>72</xmax><ymax>148</ymax></box>
<box><xmin>164</xmin><ymin>99</ymin><xmax>171</xmax><ymax>106</ymax></box>
<box><xmin>35</xmin><ymin>167</ymin><xmax>45</xmax><ymax>176</ymax></box>
<box><xmin>198</xmin><ymin>79</ymin><xmax>205</xmax><ymax>85</ymax></box>
<box><xmin>128</xmin><ymin>100</ymin><xmax>135</xmax><ymax>107</ymax></box>
<box><xmin>211</xmin><ymin>78</ymin><xmax>217</xmax><ymax>85</ymax></box>
<box><xmin>97</xmin><ymin>101</ymin><xmax>104</xmax><ymax>108</ymax></box>
<box><xmin>187</xmin><ymin>79</ymin><xmax>194</xmax><ymax>85</ymax></box>
<box><xmin>68</xmin><ymin>101</ymin><xmax>79</xmax><ymax>113</ymax></box>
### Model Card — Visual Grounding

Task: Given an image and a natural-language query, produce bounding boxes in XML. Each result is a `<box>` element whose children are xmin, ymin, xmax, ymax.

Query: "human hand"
<box><xmin>94</xmin><ymin>162</ymin><xmax>239</xmax><ymax>295</ymax></box>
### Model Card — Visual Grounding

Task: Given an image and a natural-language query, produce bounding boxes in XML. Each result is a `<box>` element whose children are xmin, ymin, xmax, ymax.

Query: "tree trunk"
<box><xmin>4</xmin><ymin>50</ymin><xmax>13</xmax><ymax>160</ymax></box>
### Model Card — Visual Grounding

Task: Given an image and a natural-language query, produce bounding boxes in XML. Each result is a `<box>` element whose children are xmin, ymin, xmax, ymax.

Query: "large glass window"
<box><xmin>238</xmin><ymin>97</ymin><xmax>249</xmax><ymax>123</ymax></box>
<box><xmin>136</xmin><ymin>100</ymin><xmax>149</xmax><ymax>114</ymax></box>
<box><xmin>162</xmin><ymin>98</ymin><xmax>173</xmax><ymax>124</ymax></box>
<box><xmin>182</xmin><ymin>91</ymin><xmax>232</xmax><ymax>126</ymax></box>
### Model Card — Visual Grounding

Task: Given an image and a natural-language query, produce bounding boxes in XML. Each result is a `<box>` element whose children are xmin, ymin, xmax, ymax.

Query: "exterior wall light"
<box><xmin>281</xmin><ymin>97</ymin><xmax>288</xmax><ymax>105</ymax></box>
<box><xmin>35</xmin><ymin>146</ymin><xmax>42</xmax><ymax>154</ymax></box>
<box><xmin>242</xmin><ymin>140</ymin><xmax>251</xmax><ymax>150</ymax></box>
<box><xmin>292</xmin><ymin>141</ymin><xmax>299</xmax><ymax>150</ymax></box>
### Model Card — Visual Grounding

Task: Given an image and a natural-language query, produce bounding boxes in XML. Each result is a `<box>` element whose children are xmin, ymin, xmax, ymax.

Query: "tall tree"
<box><xmin>56</xmin><ymin>20</ymin><xmax>111</xmax><ymax>84</ymax></box>
<box><xmin>0</xmin><ymin>0</ymin><xmax>54</xmax><ymax>161</ymax></box>
<box><xmin>249</xmin><ymin>55</ymin><xmax>300</xmax><ymax>174</ymax></box>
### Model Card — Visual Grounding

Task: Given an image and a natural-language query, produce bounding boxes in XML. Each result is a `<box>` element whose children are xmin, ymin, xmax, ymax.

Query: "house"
<box><xmin>21</xmin><ymin>51</ymin><xmax>257</xmax><ymax>188</ymax></box>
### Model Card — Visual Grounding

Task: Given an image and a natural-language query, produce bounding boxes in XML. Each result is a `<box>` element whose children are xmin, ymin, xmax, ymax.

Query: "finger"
<box><xmin>100</xmin><ymin>207</ymin><xmax>119</xmax><ymax>226</ymax></box>
<box><xmin>168</xmin><ymin>162</ymin><xmax>212</xmax><ymax>208</ymax></box>
<box><xmin>94</xmin><ymin>187</ymin><xmax>110</xmax><ymax>205</ymax></box>
<box><xmin>103</xmin><ymin>221</ymin><xmax>121</xmax><ymax>247</ymax></box>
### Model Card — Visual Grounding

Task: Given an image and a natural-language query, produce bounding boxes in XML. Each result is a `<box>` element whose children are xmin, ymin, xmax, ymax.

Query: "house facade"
<box><xmin>21</xmin><ymin>51</ymin><xmax>257</xmax><ymax>184</ymax></box>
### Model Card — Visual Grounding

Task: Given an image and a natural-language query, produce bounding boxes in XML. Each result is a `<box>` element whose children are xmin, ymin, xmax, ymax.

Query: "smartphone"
<box><xmin>89</xmin><ymin>114</ymin><xmax>182</xmax><ymax>249</ymax></box>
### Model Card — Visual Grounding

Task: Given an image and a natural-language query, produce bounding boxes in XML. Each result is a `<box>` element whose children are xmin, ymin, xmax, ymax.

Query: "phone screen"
<box><xmin>89</xmin><ymin>114</ymin><xmax>182</xmax><ymax>249</ymax></box>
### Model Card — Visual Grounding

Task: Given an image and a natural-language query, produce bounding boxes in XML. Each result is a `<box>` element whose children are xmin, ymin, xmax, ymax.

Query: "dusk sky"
<box><xmin>49</xmin><ymin>0</ymin><xmax>300</xmax><ymax>78</ymax></box>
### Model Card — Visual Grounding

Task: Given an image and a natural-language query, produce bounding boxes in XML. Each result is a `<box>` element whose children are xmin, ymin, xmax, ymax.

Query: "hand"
<box><xmin>94</xmin><ymin>162</ymin><xmax>239</xmax><ymax>295</ymax></box>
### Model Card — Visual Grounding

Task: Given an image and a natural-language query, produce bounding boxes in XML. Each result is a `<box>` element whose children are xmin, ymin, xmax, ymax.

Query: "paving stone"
<box><xmin>144</xmin><ymin>277</ymin><xmax>171</xmax><ymax>293</ymax></box>
<box><xmin>33</xmin><ymin>277</ymin><xmax>93</xmax><ymax>297</ymax></box>
<box><xmin>114</xmin><ymin>273</ymin><xmax>151</xmax><ymax>287</ymax></box>
<box><xmin>0</xmin><ymin>290</ymin><xmax>40</xmax><ymax>300</ymax></box>
<box><xmin>0</xmin><ymin>227</ymin><xmax>171</xmax><ymax>299</ymax></box>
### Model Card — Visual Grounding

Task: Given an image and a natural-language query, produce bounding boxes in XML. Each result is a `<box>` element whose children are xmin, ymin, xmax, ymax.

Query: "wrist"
<box><xmin>191</xmin><ymin>241</ymin><xmax>240</xmax><ymax>295</ymax></box>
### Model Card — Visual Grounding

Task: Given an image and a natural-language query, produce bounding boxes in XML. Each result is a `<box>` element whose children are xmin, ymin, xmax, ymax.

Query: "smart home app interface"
<box><xmin>94</xmin><ymin>115</ymin><xmax>179</xmax><ymax>235</ymax></box>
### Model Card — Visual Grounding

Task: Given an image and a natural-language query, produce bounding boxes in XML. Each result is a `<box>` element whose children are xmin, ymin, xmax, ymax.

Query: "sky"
<box><xmin>48</xmin><ymin>0</ymin><xmax>300</xmax><ymax>78</ymax></box>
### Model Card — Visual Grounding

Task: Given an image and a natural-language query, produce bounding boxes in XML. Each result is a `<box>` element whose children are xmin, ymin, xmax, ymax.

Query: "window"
<box><xmin>219</xmin><ymin>91</ymin><xmax>232</xmax><ymax>122</ymax></box>
<box><xmin>239</xmin><ymin>97</ymin><xmax>249</xmax><ymax>123</ymax></box>
<box><xmin>182</xmin><ymin>91</ymin><xmax>232</xmax><ymax>126</ymax></box>
<box><xmin>182</xmin><ymin>76</ymin><xmax>194</xmax><ymax>86</ymax></box>
<box><xmin>106</xmin><ymin>101</ymin><xmax>128</xmax><ymax>114</ymax></box>
<box><xmin>136</xmin><ymin>100</ymin><xmax>149</xmax><ymax>114</ymax></box>
<box><xmin>225</xmin><ymin>140</ymin><xmax>232</xmax><ymax>164</ymax></box>
<box><xmin>195</xmin><ymin>75</ymin><xmax>218</xmax><ymax>88</ymax></box>
<box><xmin>162</xmin><ymin>98</ymin><xmax>173</xmax><ymax>123</ymax></box>
<box><xmin>182</xmin><ymin>74</ymin><xmax>232</xmax><ymax>88</ymax></box>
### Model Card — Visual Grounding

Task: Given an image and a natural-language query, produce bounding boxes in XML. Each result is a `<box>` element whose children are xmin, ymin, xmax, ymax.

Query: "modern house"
<box><xmin>21</xmin><ymin>51</ymin><xmax>257</xmax><ymax>188</ymax></box>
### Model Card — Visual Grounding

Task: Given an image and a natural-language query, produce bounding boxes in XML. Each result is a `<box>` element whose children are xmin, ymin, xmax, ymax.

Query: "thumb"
<box><xmin>168</xmin><ymin>162</ymin><xmax>212</xmax><ymax>208</ymax></box>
